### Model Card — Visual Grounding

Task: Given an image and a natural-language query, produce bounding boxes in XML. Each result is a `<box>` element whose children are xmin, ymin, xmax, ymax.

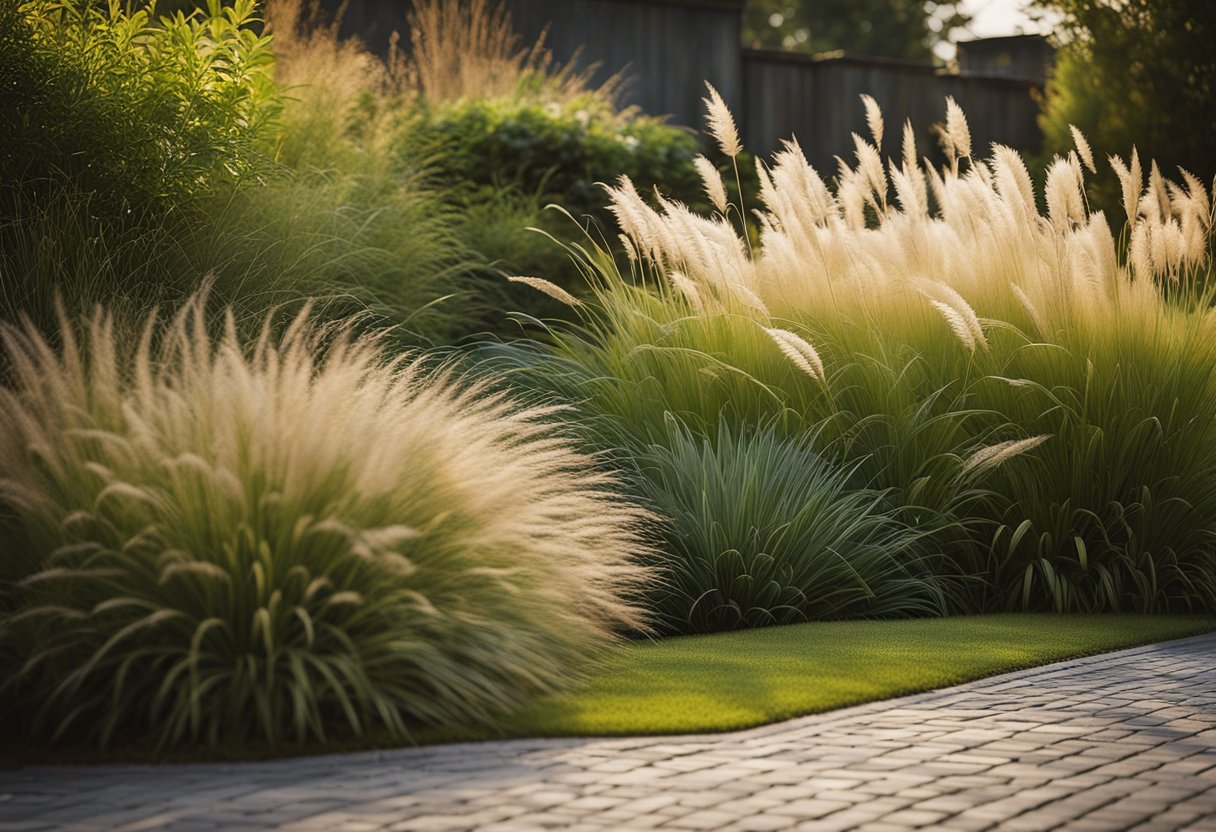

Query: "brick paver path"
<box><xmin>3</xmin><ymin>634</ymin><xmax>1216</xmax><ymax>832</ymax></box>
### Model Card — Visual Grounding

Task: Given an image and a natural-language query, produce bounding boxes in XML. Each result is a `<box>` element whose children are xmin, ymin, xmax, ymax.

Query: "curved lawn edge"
<box><xmin>3</xmin><ymin>614</ymin><xmax>1213</xmax><ymax>767</ymax></box>
<box><xmin>419</xmin><ymin>614</ymin><xmax>1216</xmax><ymax>744</ymax></box>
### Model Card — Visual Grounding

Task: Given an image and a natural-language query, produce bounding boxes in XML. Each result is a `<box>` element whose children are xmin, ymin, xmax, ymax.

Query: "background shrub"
<box><xmin>0</xmin><ymin>0</ymin><xmax>478</xmax><ymax>346</ymax></box>
<box><xmin>0</xmin><ymin>296</ymin><xmax>650</xmax><ymax>748</ymax></box>
<box><xmin>412</xmin><ymin>97</ymin><xmax>703</xmax><ymax>224</ymax></box>
<box><xmin>0</xmin><ymin>0</ymin><xmax>277</xmax><ymax>215</ymax></box>
<box><xmin>1035</xmin><ymin>0</ymin><xmax>1215</xmax><ymax>217</ymax></box>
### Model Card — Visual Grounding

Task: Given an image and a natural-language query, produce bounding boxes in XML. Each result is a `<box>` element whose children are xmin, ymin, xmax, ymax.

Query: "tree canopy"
<box><xmin>1036</xmin><ymin>0</ymin><xmax>1216</xmax><ymax>208</ymax></box>
<box><xmin>742</xmin><ymin>0</ymin><xmax>971</xmax><ymax>61</ymax></box>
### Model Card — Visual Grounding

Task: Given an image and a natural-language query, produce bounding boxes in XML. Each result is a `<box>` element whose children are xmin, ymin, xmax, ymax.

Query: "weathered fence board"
<box><xmin>507</xmin><ymin>0</ymin><xmax>744</xmax><ymax>129</ymax></box>
<box><xmin>742</xmin><ymin>48</ymin><xmax>1042</xmax><ymax>170</ymax></box>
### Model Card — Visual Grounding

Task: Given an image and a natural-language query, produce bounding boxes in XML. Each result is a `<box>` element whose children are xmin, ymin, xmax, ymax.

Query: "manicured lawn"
<box><xmin>3</xmin><ymin>614</ymin><xmax>1211</xmax><ymax>765</ymax></box>
<box><xmin>429</xmin><ymin>614</ymin><xmax>1216</xmax><ymax>741</ymax></box>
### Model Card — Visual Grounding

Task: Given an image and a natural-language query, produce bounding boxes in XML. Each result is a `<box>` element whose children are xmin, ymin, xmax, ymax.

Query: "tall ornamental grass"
<box><xmin>508</xmin><ymin>90</ymin><xmax>1216</xmax><ymax>621</ymax></box>
<box><xmin>0</xmin><ymin>296</ymin><xmax>650</xmax><ymax>748</ymax></box>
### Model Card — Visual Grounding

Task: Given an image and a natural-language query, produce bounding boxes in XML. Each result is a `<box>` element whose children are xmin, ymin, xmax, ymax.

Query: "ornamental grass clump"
<box><xmin>0</xmin><ymin>296</ymin><xmax>650</xmax><ymax>749</ymax></box>
<box><xmin>512</xmin><ymin>90</ymin><xmax>1216</xmax><ymax>619</ymax></box>
<box><xmin>636</xmin><ymin>420</ymin><xmax>943</xmax><ymax>633</ymax></box>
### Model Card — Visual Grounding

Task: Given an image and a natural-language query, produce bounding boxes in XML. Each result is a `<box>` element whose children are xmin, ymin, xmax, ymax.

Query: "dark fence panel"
<box><xmin>507</xmin><ymin>0</ymin><xmax>745</xmax><ymax>129</ymax></box>
<box><xmin>741</xmin><ymin>49</ymin><xmax>1043</xmax><ymax>170</ymax></box>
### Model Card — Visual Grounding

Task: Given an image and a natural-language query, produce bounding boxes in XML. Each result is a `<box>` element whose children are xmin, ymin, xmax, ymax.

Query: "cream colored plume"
<box><xmin>963</xmin><ymin>435</ymin><xmax>1051</xmax><ymax>476</ymax></box>
<box><xmin>861</xmin><ymin>94</ymin><xmax>884</xmax><ymax>150</ymax></box>
<box><xmin>920</xmin><ymin>281</ymin><xmax>987</xmax><ymax>352</ymax></box>
<box><xmin>508</xmin><ymin>276</ymin><xmax>581</xmax><ymax>307</ymax></box>
<box><xmin>766</xmin><ymin>328</ymin><xmax>826</xmax><ymax>383</ymax></box>
<box><xmin>693</xmin><ymin>154</ymin><xmax>729</xmax><ymax>213</ymax></box>
<box><xmin>944</xmin><ymin>96</ymin><xmax>971</xmax><ymax>161</ymax></box>
<box><xmin>1069</xmin><ymin>125</ymin><xmax>1096</xmax><ymax>174</ymax></box>
<box><xmin>702</xmin><ymin>82</ymin><xmax>741</xmax><ymax>158</ymax></box>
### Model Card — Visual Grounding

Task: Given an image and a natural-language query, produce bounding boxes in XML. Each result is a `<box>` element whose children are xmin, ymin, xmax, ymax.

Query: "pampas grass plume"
<box><xmin>508</xmin><ymin>275</ymin><xmax>582</xmax><ymax>307</ymax></box>
<box><xmin>693</xmin><ymin>155</ymin><xmax>729</xmax><ymax>214</ymax></box>
<box><xmin>766</xmin><ymin>327</ymin><xmax>826</xmax><ymax>383</ymax></box>
<box><xmin>702</xmin><ymin>82</ymin><xmax>741</xmax><ymax>158</ymax></box>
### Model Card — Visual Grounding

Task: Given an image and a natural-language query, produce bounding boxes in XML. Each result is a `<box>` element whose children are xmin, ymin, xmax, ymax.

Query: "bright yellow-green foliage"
<box><xmin>436</xmin><ymin>615</ymin><xmax>1216</xmax><ymax>739</ymax></box>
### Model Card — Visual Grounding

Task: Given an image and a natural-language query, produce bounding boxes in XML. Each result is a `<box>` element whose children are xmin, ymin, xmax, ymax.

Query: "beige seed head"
<box><xmin>929</xmin><ymin>300</ymin><xmax>978</xmax><ymax>352</ymax></box>
<box><xmin>861</xmin><ymin>94</ymin><xmax>884</xmax><ymax>151</ymax></box>
<box><xmin>1069</xmin><ymin>125</ymin><xmax>1096</xmax><ymax>174</ymax></box>
<box><xmin>766</xmin><ymin>327</ymin><xmax>826</xmax><ymax>383</ymax></box>
<box><xmin>963</xmin><ymin>435</ymin><xmax>1051</xmax><ymax>476</ymax></box>
<box><xmin>702</xmin><ymin>82</ymin><xmax>741</xmax><ymax>158</ymax></box>
<box><xmin>945</xmin><ymin>96</ymin><xmax>972</xmax><ymax>160</ymax></box>
<box><xmin>693</xmin><ymin>154</ymin><xmax>729</xmax><ymax>214</ymax></box>
<box><xmin>507</xmin><ymin>276</ymin><xmax>582</xmax><ymax>307</ymax></box>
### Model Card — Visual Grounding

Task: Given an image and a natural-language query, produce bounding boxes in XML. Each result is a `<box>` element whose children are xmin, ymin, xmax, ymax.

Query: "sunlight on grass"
<box><xmin>446</xmin><ymin>615</ymin><xmax>1216</xmax><ymax>740</ymax></box>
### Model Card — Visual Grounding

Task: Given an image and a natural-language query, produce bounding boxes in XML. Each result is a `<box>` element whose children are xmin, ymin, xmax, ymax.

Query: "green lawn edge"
<box><xmin>4</xmin><ymin>614</ymin><xmax>1213</xmax><ymax>767</ymax></box>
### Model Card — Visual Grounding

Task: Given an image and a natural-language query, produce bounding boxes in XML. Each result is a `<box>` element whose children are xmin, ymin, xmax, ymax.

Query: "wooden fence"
<box><xmin>334</xmin><ymin>0</ymin><xmax>1049</xmax><ymax>166</ymax></box>
<box><xmin>742</xmin><ymin>49</ymin><xmax>1043</xmax><ymax>172</ymax></box>
<box><xmin>507</xmin><ymin>0</ymin><xmax>744</xmax><ymax>132</ymax></box>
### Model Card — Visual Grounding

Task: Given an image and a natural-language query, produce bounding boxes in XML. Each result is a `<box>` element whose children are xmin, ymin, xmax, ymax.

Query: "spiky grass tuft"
<box><xmin>0</xmin><ymin>295</ymin><xmax>650</xmax><ymax>748</ymax></box>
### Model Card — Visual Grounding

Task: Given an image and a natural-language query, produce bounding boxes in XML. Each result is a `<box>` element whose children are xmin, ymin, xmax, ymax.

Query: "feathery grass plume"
<box><xmin>1147</xmin><ymin>161</ymin><xmax>1171</xmax><ymax>223</ymax></box>
<box><xmin>853</xmin><ymin>133</ymin><xmax>887</xmax><ymax>210</ymax></box>
<box><xmin>928</xmin><ymin>300</ymin><xmax>979</xmax><ymax>352</ymax></box>
<box><xmin>901</xmin><ymin>120</ymin><xmax>918</xmax><ymax>173</ymax></box>
<box><xmin>992</xmin><ymin>144</ymin><xmax>1037</xmax><ymax>221</ymax></box>
<box><xmin>1129</xmin><ymin>222</ymin><xmax>1155</xmax><ymax>280</ymax></box>
<box><xmin>1069</xmin><ymin>125</ymin><xmax>1096</xmax><ymax>174</ymax></box>
<box><xmin>897</xmin><ymin>120</ymin><xmax>928</xmax><ymax>216</ymax></box>
<box><xmin>693</xmin><ymin>155</ymin><xmax>729</xmax><ymax>214</ymax></box>
<box><xmin>266</xmin><ymin>0</ymin><xmax>391</xmax><ymax>114</ymax></box>
<box><xmin>507</xmin><ymin>275</ymin><xmax>583</xmax><ymax>307</ymax></box>
<box><xmin>1178</xmin><ymin>167</ymin><xmax>1211</xmax><ymax>226</ymax></box>
<box><xmin>920</xmin><ymin>282</ymin><xmax>987</xmax><ymax>351</ymax></box>
<box><xmin>0</xmin><ymin>295</ymin><xmax>649</xmax><ymax>748</ymax></box>
<box><xmin>669</xmin><ymin>271</ymin><xmax>706</xmax><ymax>313</ymax></box>
<box><xmin>962</xmin><ymin>435</ymin><xmax>1051</xmax><ymax>477</ymax></box>
<box><xmin>1045</xmin><ymin>156</ymin><xmax>1086</xmax><ymax>232</ymax></box>
<box><xmin>702</xmin><ymin>82</ymin><xmax>741</xmax><ymax>158</ymax></box>
<box><xmin>1108</xmin><ymin>148</ymin><xmax>1143</xmax><ymax>227</ymax></box>
<box><xmin>861</xmin><ymin>94</ymin><xmax>884</xmax><ymax>151</ymax></box>
<box><xmin>766</xmin><ymin>328</ymin><xmax>826</xmax><ymax>383</ymax></box>
<box><xmin>729</xmin><ymin>282</ymin><xmax>770</xmax><ymax>316</ymax></box>
<box><xmin>1010</xmin><ymin>283</ymin><xmax>1048</xmax><ymax>337</ymax></box>
<box><xmin>944</xmin><ymin>96</ymin><xmax>972</xmax><ymax>162</ymax></box>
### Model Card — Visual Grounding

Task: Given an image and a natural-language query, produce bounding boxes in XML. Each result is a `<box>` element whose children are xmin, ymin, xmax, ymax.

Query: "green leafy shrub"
<box><xmin>0</xmin><ymin>0</ymin><xmax>475</xmax><ymax>346</ymax></box>
<box><xmin>1036</xmin><ymin>0</ymin><xmax>1215</xmax><ymax>217</ymax></box>
<box><xmin>0</xmin><ymin>0</ymin><xmax>287</xmax><ymax>330</ymax></box>
<box><xmin>406</xmin><ymin>96</ymin><xmax>729</xmax><ymax>332</ymax></box>
<box><xmin>413</xmin><ymin>97</ymin><xmax>703</xmax><ymax>223</ymax></box>
<box><xmin>0</xmin><ymin>0</ymin><xmax>277</xmax><ymax>214</ymax></box>
<box><xmin>0</xmin><ymin>295</ymin><xmax>651</xmax><ymax>748</ymax></box>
